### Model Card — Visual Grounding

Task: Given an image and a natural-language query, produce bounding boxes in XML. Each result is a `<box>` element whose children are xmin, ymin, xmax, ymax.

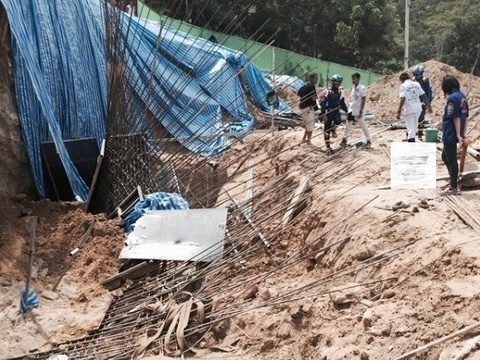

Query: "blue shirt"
<box><xmin>414</xmin><ymin>77</ymin><xmax>433</xmax><ymax>102</ymax></box>
<box><xmin>320</xmin><ymin>88</ymin><xmax>348</xmax><ymax>119</ymax></box>
<box><xmin>442</xmin><ymin>90</ymin><xmax>469</xmax><ymax>143</ymax></box>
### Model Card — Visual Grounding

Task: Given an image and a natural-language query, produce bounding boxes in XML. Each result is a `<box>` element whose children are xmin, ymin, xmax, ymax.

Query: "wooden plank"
<box><xmin>282</xmin><ymin>175</ymin><xmax>310</xmax><ymax>226</ymax></box>
<box><xmin>460</xmin><ymin>140</ymin><xmax>470</xmax><ymax>173</ymax></box>
<box><xmin>244</xmin><ymin>160</ymin><xmax>254</xmax><ymax>218</ymax></box>
<box><xmin>101</xmin><ymin>261</ymin><xmax>153</xmax><ymax>290</ymax></box>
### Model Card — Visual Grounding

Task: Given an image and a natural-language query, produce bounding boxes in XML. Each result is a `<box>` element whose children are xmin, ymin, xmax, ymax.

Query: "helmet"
<box><xmin>330</xmin><ymin>74</ymin><xmax>343</xmax><ymax>85</ymax></box>
<box><xmin>412</xmin><ymin>65</ymin><xmax>424</xmax><ymax>76</ymax></box>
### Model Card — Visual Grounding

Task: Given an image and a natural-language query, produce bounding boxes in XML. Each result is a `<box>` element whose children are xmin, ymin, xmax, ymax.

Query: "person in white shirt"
<box><xmin>397</xmin><ymin>72</ymin><xmax>432</xmax><ymax>142</ymax></box>
<box><xmin>341</xmin><ymin>73</ymin><xmax>371</xmax><ymax>148</ymax></box>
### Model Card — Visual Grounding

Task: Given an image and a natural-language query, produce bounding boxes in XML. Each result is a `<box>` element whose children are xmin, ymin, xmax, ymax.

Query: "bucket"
<box><xmin>424</xmin><ymin>128</ymin><xmax>438</xmax><ymax>143</ymax></box>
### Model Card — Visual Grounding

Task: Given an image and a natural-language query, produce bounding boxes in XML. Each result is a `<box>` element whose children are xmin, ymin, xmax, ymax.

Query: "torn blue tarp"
<box><xmin>121</xmin><ymin>192</ymin><xmax>190</xmax><ymax>232</ymax></box>
<box><xmin>113</xmin><ymin>12</ymin><xmax>229</xmax><ymax>155</ymax></box>
<box><xmin>2</xmin><ymin>0</ymin><xmax>292</xmax><ymax>200</ymax></box>
<box><xmin>138</xmin><ymin>16</ymin><xmax>292</xmax><ymax>116</ymax></box>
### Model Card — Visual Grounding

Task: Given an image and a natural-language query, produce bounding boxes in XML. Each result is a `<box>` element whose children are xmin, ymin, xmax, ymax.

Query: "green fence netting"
<box><xmin>136</xmin><ymin>1</ymin><xmax>381</xmax><ymax>86</ymax></box>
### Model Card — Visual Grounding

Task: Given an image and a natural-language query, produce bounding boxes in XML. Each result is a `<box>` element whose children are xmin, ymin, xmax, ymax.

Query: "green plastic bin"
<box><xmin>424</xmin><ymin>128</ymin><xmax>438</xmax><ymax>143</ymax></box>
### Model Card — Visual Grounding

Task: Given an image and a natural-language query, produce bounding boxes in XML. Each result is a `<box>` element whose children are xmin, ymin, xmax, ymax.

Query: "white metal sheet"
<box><xmin>120</xmin><ymin>208</ymin><xmax>227</xmax><ymax>262</ymax></box>
<box><xmin>390</xmin><ymin>142</ymin><xmax>436</xmax><ymax>189</ymax></box>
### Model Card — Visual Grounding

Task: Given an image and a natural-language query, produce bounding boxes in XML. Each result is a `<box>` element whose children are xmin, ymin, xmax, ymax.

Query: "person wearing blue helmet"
<box><xmin>412</xmin><ymin>64</ymin><xmax>434</xmax><ymax>138</ymax></box>
<box><xmin>320</xmin><ymin>74</ymin><xmax>348</xmax><ymax>152</ymax></box>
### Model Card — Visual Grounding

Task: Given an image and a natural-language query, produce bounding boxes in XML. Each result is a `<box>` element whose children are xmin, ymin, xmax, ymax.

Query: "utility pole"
<box><xmin>404</xmin><ymin>0</ymin><xmax>410</xmax><ymax>70</ymax></box>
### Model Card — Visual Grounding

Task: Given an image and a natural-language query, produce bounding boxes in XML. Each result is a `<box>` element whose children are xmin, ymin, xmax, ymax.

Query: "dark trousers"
<box><xmin>442</xmin><ymin>142</ymin><xmax>458</xmax><ymax>189</ymax></box>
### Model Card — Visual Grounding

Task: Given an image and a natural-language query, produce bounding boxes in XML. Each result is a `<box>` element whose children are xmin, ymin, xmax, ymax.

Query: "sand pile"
<box><xmin>0</xmin><ymin>196</ymin><xmax>125</xmax><ymax>358</ymax></box>
<box><xmin>368</xmin><ymin>60</ymin><xmax>480</xmax><ymax>121</ymax></box>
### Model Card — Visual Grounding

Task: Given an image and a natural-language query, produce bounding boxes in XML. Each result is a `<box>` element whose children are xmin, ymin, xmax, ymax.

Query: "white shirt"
<box><xmin>400</xmin><ymin>79</ymin><xmax>425</xmax><ymax>115</ymax></box>
<box><xmin>350</xmin><ymin>84</ymin><xmax>367</xmax><ymax>117</ymax></box>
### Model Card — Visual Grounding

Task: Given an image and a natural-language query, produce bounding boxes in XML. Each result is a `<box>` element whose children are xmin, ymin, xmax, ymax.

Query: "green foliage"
<box><xmin>145</xmin><ymin>0</ymin><xmax>480</xmax><ymax>75</ymax></box>
<box><xmin>408</xmin><ymin>0</ymin><xmax>480</xmax><ymax>75</ymax></box>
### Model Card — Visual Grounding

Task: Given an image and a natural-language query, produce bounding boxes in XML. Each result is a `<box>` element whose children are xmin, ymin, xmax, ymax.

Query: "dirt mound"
<box><xmin>368</xmin><ymin>60</ymin><xmax>480</xmax><ymax>121</ymax></box>
<box><xmin>0</xmin><ymin>197</ymin><xmax>125</xmax><ymax>357</ymax></box>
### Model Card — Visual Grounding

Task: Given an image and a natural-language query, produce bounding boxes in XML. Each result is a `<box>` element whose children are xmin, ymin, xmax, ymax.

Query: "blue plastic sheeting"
<box><xmin>20</xmin><ymin>289</ymin><xmax>39</xmax><ymax>314</ymax></box>
<box><xmin>1</xmin><ymin>0</ymin><xmax>107</xmax><ymax>200</ymax></box>
<box><xmin>122</xmin><ymin>192</ymin><xmax>190</xmax><ymax>232</ymax></box>
<box><xmin>139</xmin><ymin>17</ymin><xmax>292</xmax><ymax>116</ymax></box>
<box><xmin>274</xmin><ymin>75</ymin><xmax>304</xmax><ymax>91</ymax></box>
<box><xmin>114</xmin><ymin>13</ymin><xmax>229</xmax><ymax>155</ymax></box>
<box><xmin>2</xmin><ymin>0</ymin><xmax>292</xmax><ymax>200</ymax></box>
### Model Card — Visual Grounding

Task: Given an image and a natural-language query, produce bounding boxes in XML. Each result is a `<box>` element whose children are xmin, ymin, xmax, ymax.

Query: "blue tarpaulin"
<box><xmin>273</xmin><ymin>75</ymin><xmax>305</xmax><ymax>91</ymax></box>
<box><xmin>122</xmin><ymin>192</ymin><xmax>190</xmax><ymax>232</ymax></box>
<box><xmin>1</xmin><ymin>0</ymin><xmax>107</xmax><ymax>200</ymax></box>
<box><xmin>1</xmin><ymin>0</ymin><xmax>292</xmax><ymax>200</ymax></box>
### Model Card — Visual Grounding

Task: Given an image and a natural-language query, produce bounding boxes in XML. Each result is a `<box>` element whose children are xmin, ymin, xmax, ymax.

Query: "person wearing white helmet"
<box><xmin>319</xmin><ymin>74</ymin><xmax>348</xmax><ymax>153</ymax></box>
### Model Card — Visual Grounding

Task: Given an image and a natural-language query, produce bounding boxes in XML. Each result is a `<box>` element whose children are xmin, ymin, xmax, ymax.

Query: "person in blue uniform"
<box><xmin>412</xmin><ymin>65</ymin><xmax>433</xmax><ymax>139</ymax></box>
<box><xmin>441</xmin><ymin>75</ymin><xmax>469</xmax><ymax>196</ymax></box>
<box><xmin>320</xmin><ymin>74</ymin><xmax>348</xmax><ymax>152</ymax></box>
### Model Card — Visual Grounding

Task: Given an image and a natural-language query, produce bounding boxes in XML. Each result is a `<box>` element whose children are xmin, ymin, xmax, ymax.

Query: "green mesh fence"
<box><xmin>137</xmin><ymin>1</ymin><xmax>381</xmax><ymax>86</ymax></box>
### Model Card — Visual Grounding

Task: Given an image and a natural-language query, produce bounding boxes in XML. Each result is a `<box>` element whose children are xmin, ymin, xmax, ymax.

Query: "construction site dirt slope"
<box><xmin>199</xmin><ymin>123</ymin><xmax>480</xmax><ymax>360</ymax></box>
<box><xmin>1</xmin><ymin>59</ymin><xmax>480</xmax><ymax>360</ymax></box>
<box><xmin>177</xmin><ymin>60</ymin><xmax>480</xmax><ymax>360</ymax></box>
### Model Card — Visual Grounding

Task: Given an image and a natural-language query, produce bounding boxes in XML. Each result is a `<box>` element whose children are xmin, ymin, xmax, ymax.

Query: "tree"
<box><xmin>146</xmin><ymin>0</ymin><xmax>404</xmax><ymax>73</ymax></box>
<box><xmin>402</xmin><ymin>0</ymin><xmax>480</xmax><ymax>75</ymax></box>
<box><xmin>442</xmin><ymin>9</ymin><xmax>480</xmax><ymax>75</ymax></box>
<box><xmin>331</xmin><ymin>0</ymin><xmax>402</xmax><ymax>70</ymax></box>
